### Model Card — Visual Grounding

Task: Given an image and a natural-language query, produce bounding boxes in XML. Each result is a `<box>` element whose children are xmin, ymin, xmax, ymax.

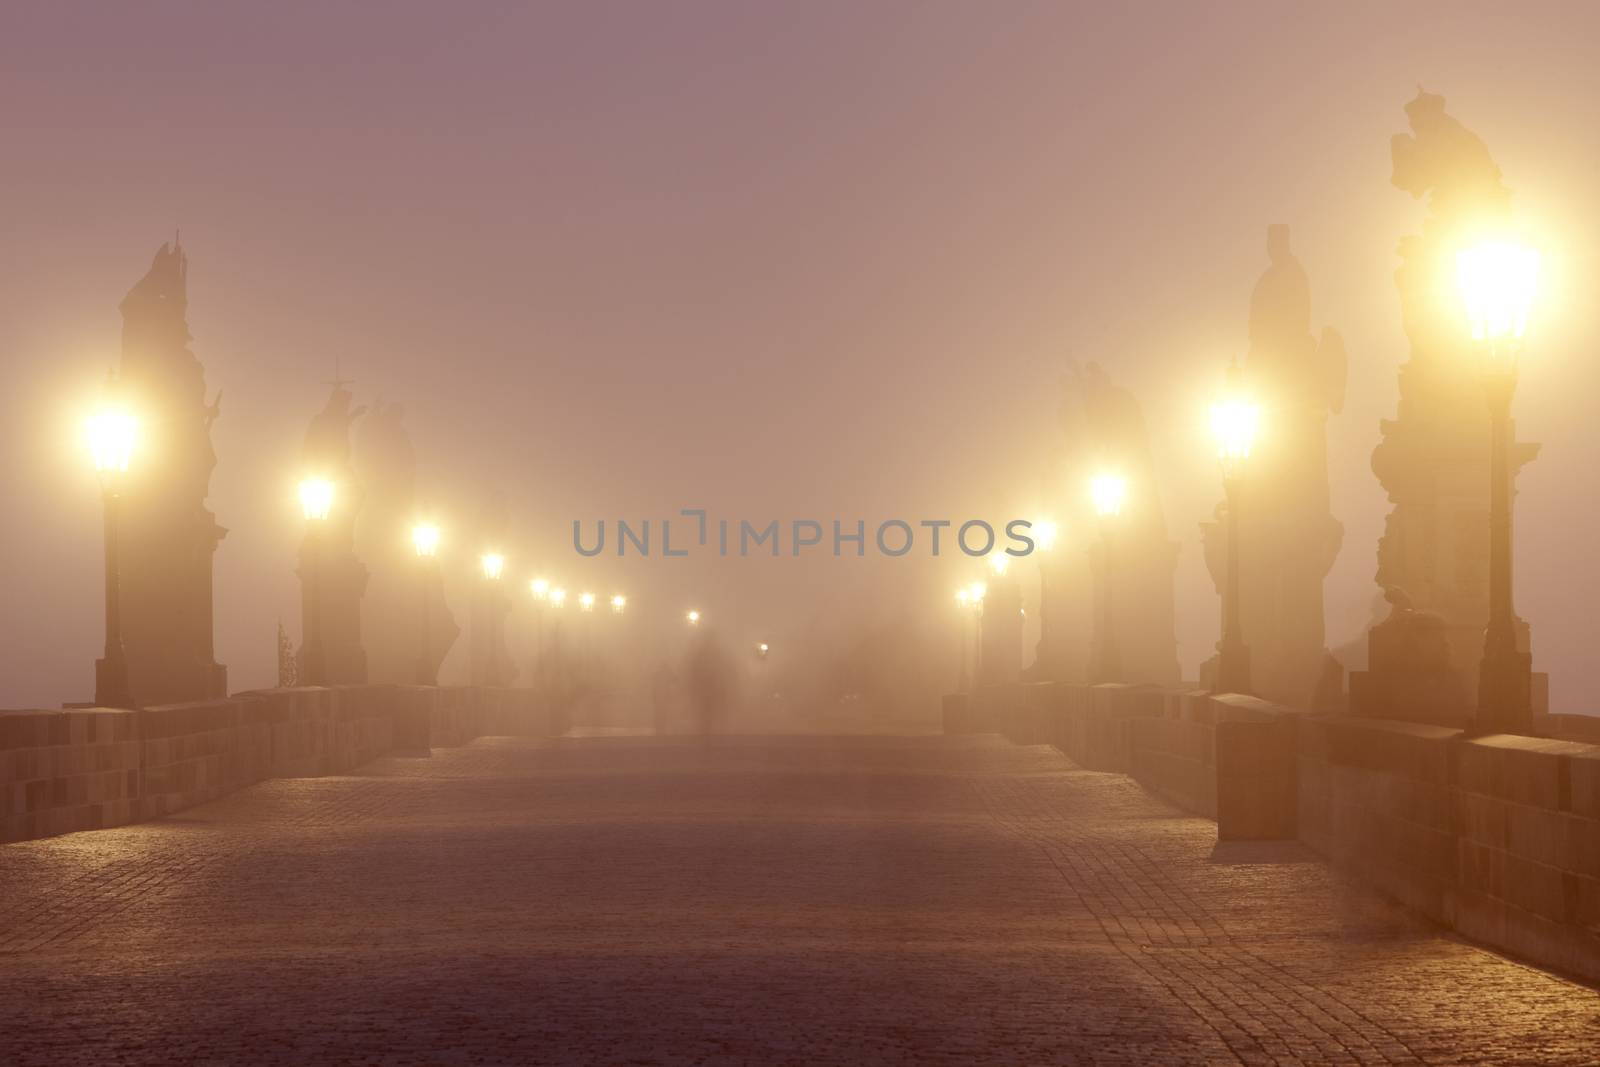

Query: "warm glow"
<box><xmin>968</xmin><ymin>581</ymin><xmax>987</xmax><ymax>604</ymax></box>
<box><xmin>1209</xmin><ymin>399</ymin><xmax>1259</xmax><ymax>476</ymax></box>
<box><xmin>549</xmin><ymin>587</ymin><xmax>567</xmax><ymax>608</ymax></box>
<box><xmin>988</xmin><ymin>553</ymin><xmax>1009</xmax><ymax>577</ymax></box>
<box><xmin>610</xmin><ymin>593</ymin><xmax>627</xmax><ymax>613</ymax></box>
<box><xmin>411</xmin><ymin>522</ymin><xmax>441</xmax><ymax>558</ymax></box>
<box><xmin>686</xmin><ymin>609</ymin><xmax>701</xmax><ymax>625</ymax></box>
<box><xmin>1457</xmin><ymin>241</ymin><xmax>1540</xmax><ymax>345</ymax></box>
<box><xmin>480</xmin><ymin>552</ymin><xmax>505</xmax><ymax>580</ymax></box>
<box><xmin>1032</xmin><ymin>519</ymin><xmax>1059</xmax><ymax>552</ymax></box>
<box><xmin>530</xmin><ymin>577</ymin><xmax>550</xmax><ymax>600</ymax></box>
<box><xmin>758</xmin><ymin>642</ymin><xmax>769</xmax><ymax>653</ymax></box>
<box><xmin>955</xmin><ymin>588</ymin><xmax>970</xmax><ymax>607</ymax></box>
<box><xmin>1089</xmin><ymin>472</ymin><xmax>1127</xmax><ymax>518</ymax></box>
<box><xmin>87</xmin><ymin>410</ymin><xmax>137</xmax><ymax>475</ymax></box>
<box><xmin>298</xmin><ymin>477</ymin><xmax>335</xmax><ymax>522</ymax></box>
<box><xmin>579</xmin><ymin>591</ymin><xmax>596</xmax><ymax>612</ymax></box>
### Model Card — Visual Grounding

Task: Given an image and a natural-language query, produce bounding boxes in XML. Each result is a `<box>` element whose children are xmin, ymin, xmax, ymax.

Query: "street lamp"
<box><xmin>686</xmin><ymin>609</ymin><xmax>701</xmax><ymax>625</ymax></box>
<box><xmin>529</xmin><ymin>577</ymin><xmax>550</xmax><ymax>690</ymax></box>
<box><xmin>610</xmin><ymin>594</ymin><xmax>627</xmax><ymax>614</ymax></box>
<box><xmin>477</xmin><ymin>551</ymin><xmax>506</xmax><ymax>686</ymax></box>
<box><xmin>1088</xmin><ymin>471</ymin><xmax>1126</xmax><ymax>683</ymax></box>
<box><xmin>297</xmin><ymin>477</ymin><xmax>336</xmax><ymax>686</ymax></box>
<box><xmin>1457</xmin><ymin>239</ymin><xmax>1540</xmax><ymax>732</ymax></box>
<box><xmin>578</xmin><ymin>591</ymin><xmax>596</xmax><ymax>612</ymax></box>
<box><xmin>87</xmin><ymin>402</ymin><xmax>137</xmax><ymax>707</ymax></box>
<box><xmin>1209</xmin><ymin>381</ymin><xmax>1259</xmax><ymax>695</ymax></box>
<box><xmin>954</xmin><ymin>587</ymin><xmax>974</xmax><ymax>692</ymax></box>
<box><xmin>411</xmin><ymin>521</ymin><xmax>441</xmax><ymax>685</ymax></box>
<box><xmin>549</xmin><ymin>587</ymin><xmax>567</xmax><ymax>609</ymax></box>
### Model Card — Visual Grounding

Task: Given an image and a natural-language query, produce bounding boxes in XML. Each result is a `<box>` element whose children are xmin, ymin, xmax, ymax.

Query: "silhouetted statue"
<box><xmin>1354</xmin><ymin>90</ymin><xmax>1544</xmax><ymax>724</ymax></box>
<box><xmin>353</xmin><ymin>402</ymin><xmax>459</xmax><ymax>684</ymax></box>
<box><xmin>1201</xmin><ymin>226</ymin><xmax>1346</xmax><ymax>707</ymax></box>
<box><xmin>1062</xmin><ymin>363</ymin><xmax>1181</xmax><ymax>685</ymax></box>
<box><xmin>470</xmin><ymin>491</ymin><xmax>516</xmax><ymax>687</ymax></box>
<box><xmin>112</xmin><ymin>240</ymin><xmax>228</xmax><ymax>704</ymax></box>
<box><xmin>296</xmin><ymin>377</ymin><xmax>370</xmax><ymax>684</ymax></box>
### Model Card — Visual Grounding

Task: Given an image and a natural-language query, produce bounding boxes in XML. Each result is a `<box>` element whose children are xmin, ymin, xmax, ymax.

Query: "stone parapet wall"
<box><xmin>954</xmin><ymin>681</ymin><xmax>1600</xmax><ymax>985</ymax></box>
<box><xmin>1</xmin><ymin>684</ymin><xmax>556</xmax><ymax>845</ymax></box>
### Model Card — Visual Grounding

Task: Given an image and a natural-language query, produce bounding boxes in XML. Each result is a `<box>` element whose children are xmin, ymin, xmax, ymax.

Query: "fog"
<box><xmin>3</xmin><ymin>2</ymin><xmax>1599</xmax><ymax>714</ymax></box>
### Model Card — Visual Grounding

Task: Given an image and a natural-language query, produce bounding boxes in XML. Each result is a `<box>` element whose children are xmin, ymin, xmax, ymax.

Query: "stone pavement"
<box><xmin>0</xmin><ymin>733</ymin><xmax>1596</xmax><ymax>1065</ymax></box>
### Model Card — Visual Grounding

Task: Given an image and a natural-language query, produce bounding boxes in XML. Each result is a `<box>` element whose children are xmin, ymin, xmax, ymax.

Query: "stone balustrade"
<box><xmin>1</xmin><ymin>685</ymin><xmax>553</xmax><ymax>845</ymax></box>
<box><xmin>947</xmin><ymin>681</ymin><xmax>1600</xmax><ymax>985</ymax></box>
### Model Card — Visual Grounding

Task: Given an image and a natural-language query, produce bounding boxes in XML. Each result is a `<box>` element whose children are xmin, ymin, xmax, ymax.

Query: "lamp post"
<box><xmin>479</xmin><ymin>551</ymin><xmax>506</xmax><ymax>686</ymax></box>
<box><xmin>686</xmin><ymin>609</ymin><xmax>701</xmax><ymax>626</ymax></box>
<box><xmin>1457</xmin><ymin>240</ymin><xmax>1540</xmax><ymax>733</ymax></box>
<box><xmin>411</xmin><ymin>522</ymin><xmax>441</xmax><ymax>685</ymax></box>
<box><xmin>1210</xmin><ymin>383</ymin><xmax>1258</xmax><ymax>695</ymax></box>
<box><xmin>529</xmin><ymin>577</ymin><xmax>550</xmax><ymax>692</ymax></box>
<box><xmin>1031</xmin><ymin>518</ymin><xmax>1059</xmax><ymax>677</ymax></box>
<box><xmin>87</xmin><ymin>402</ymin><xmax>137</xmax><ymax>708</ymax></box>
<box><xmin>298</xmin><ymin>477</ymin><xmax>335</xmax><ymax>686</ymax></box>
<box><xmin>1089</xmin><ymin>472</ymin><xmax>1127</xmax><ymax>684</ymax></box>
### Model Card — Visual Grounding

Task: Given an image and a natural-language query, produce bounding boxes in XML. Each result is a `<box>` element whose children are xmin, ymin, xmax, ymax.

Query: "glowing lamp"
<box><xmin>1032</xmin><ymin>519</ymin><xmax>1059</xmax><ymax>552</ymax></box>
<box><xmin>549</xmin><ymin>587</ymin><xmax>567</xmax><ymax>608</ymax></box>
<box><xmin>298</xmin><ymin>478</ymin><xmax>335</xmax><ymax>522</ymax></box>
<box><xmin>411</xmin><ymin>523</ymin><xmax>441</xmax><ymax>559</ymax></box>
<box><xmin>1089</xmin><ymin>473</ymin><xmax>1127</xmax><ymax>518</ymax></box>
<box><xmin>1457</xmin><ymin>241</ymin><xmax>1540</xmax><ymax>347</ymax></box>
<box><xmin>988</xmin><ymin>553</ymin><xmax>1009</xmax><ymax>577</ymax></box>
<box><xmin>1209</xmin><ymin>399</ymin><xmax>1259</xmax><ymax>480</ymax></box>
<box><xmin>955</xmin><ymin>588</ymin><xmax>970</xmax><ymax>607</ymax></box>
<box><xmin>579</xmin><ymin>591</ymin><xmax>596</xmax><ymax>612</ymax></box>
<box><xmin>530</xmin><ymin>577</ymin><xmax>550</xmax><ymax>600</ymax></box>
<box><xmin>610</xmin><ymin>594</ymin><xmax>627</xmax><ymax>614</ymax></box>
<box><xmin>968</xmin><ymin>581</ymin><xmax>987</xmax><ymax>604</ymax></box>
<box><xmin>686</xmin><ymin>609</ymin><xmax>701</xmax><ymax>625</ymax></box>
<box><xmin>87</xmin><ymin>410</ymin><xmax>137</xmax><ymax>481</ymax></box>
<box><xmin>480</xmin><ymin>552</ymin><xmax>505</xmax><ymax>580</ymax></box>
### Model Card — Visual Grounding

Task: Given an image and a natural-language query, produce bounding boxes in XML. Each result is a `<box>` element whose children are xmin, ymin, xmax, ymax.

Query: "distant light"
<box><xmin>610</xmin><ymin>593</ymin><xmax>627</xmax><ymax>614</ymax></box>
<box><xmin>1457</xmin><ymin>241</ymin><xmax>1540</xmax><ymax>344</ymax></box>
<box><xmin>530</xmin><ymin>577</ymin><xmax>550</xmax><ymax>600</ymax></box>
<box><xmin>955</xmin><ymin>588</ymin><xmax>970</xmax><ymax>606</ymax></box>
<box><xmin>686</xmin><ymin>609</ymin><xmax>701</xmax><ymax>625</ymax></box>
<box><xmin>1089</xmin><ymin>473</ymin><xmax>1127</xmax><ymax>518</ymax></box>
<box><xmin>549</xmin><ymin>587</ymin><xmax>567</xmax><ymax>608</ymax></box>
<box><xmin>1032</xmin><ymin>519</ymin><xmax>1059</xmax><ymax>552</ymax></box>
<box><xmin>87</xmin><ymin>410</ymin><xmax>137</xmax><ymax>476</ymax></box>
<box><xmin>298</xmin><ymin>477</ymin><xmax>335</xmax><ymax>522</ymax></box>
<box><xmin>412</xmin><ymin>522</ymin><xmax>441</xmax><ymax>558</ymax></box>
<box><xmin>480</xmin><ymin>552</ymin><xmax>505</xmax><ymax>580</ymax></box>
<box><xmin>759</xmin><ymin>642</ymin><xmax>769</xmax><ymax>653</ymax></box>
<box><xmin>968</xmin><ymin>581</ymin><xmax>987</xmax><ymax>604</ymax></box>
<box><xmin>579</xmin><ymin>591</ymin><xmax>596</xmax><ymax>612</ymax></box>
<box><xmin>1209</xmin><ymin>399</ymin><xmax>1259</xmax><ymax>477</ymax></box>
<box><xmin>988</xmin><ymin>553</ymin><xmax>1009</xmax><ymax>577</ymax></box>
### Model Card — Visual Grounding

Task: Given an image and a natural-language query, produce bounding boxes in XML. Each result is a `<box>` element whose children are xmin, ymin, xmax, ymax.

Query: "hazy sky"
<box><xmin>3</xmin><ymin>2</ymin><xmax>1599</xmax><ymax>711</ymax></box>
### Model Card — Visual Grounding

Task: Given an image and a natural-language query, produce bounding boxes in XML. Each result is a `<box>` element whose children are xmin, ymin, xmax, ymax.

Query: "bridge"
<box><xmin>2</xmin><ymin>688</ymin><xmax>1597</xmax><ymax>1064</ymax></box>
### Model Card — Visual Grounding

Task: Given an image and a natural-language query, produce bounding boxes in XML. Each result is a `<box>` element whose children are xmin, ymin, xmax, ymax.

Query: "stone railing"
<box><xmin>1</xmin><ymin>685</ymin><xmax>553</xmax><ymax>845</ymax></box>
<box><xmin>946</xmin><ymin>682</ymin><xmax>1600</xmax><ymax>986</ymax></box>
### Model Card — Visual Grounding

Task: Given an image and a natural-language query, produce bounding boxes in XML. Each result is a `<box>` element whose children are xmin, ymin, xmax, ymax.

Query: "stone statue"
<box><xmin>111</xmin><ymin>240</ymin><xmax>228</xmax><ymax>704</ymax></box>
<box><xmin>354</xmin><ymin>402</ymin><xmax>459</xmax><ymax>684</ymax></box>
<box><xmin>1355</xmin><ymin>91</ymin><xmax>1544</xmax><ymax>725</ymax></box>
<box><xmin>295</xmin><ymin>377</ymin><xmax>370</xmax><ymax>684</ymax></box>
<box><xmin>1200</xmin><ymin>225</ymin><xmax>1345</xmax><ymax>707</ymax></box>
<box><xmin>1060</xmin><ymin>362</ymin><xmax>1180</xmax><ymax>686</ymax></box>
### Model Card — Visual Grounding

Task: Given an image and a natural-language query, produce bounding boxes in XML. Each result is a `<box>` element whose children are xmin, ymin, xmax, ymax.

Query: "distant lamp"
<box><xmin>549</xmin><ymin>587</ymin><xmax>567</xmax><ymax>608</ymax></box>
<box><xmin>87</xmin><ymin>409</ymin><xmax>138</xmax><ymax>485</ymax></box>
<box><xmin>968</xmin><ymin>581</ymin><xmax>987</xmax><ymax>605</ymax></box>
<box><xmin>412</xmin><ymin>522</ymin><xmax>441</xmax><ymax>559</ymax></box>
<box><xmin>756</xmin><ymin>641</ymin><xmax>770</xmax><ymax>660</ymax></box>
<box><xmin>1032</xmin><ymin>519</ymin><xmax>1059</xmax><ymax>552</ymax></box>
<box><xmin>579</xmin><ymin>591</ymin><xmax>596</xmax><ymax>612</ymax></box>
<box><xmin>686</xmin><ymin>609</ymin><xmax>701</xmax><ymax>625</ymax></box>
<box><xmin>987</xmin><ymin>553</ymin><xmax>1009</xmax><ymax>577</ymax></box>
<box><xmin>1089</xmin><ymin>472</ymin><xmax>1127</xmax><ymax>518</ymax></box>
<box><xmin>955</xmin><ymin>588</ymin><xmax>970</xmax><ymax>608</ymax></box>
<box><xmin>298</xmin><ymin>477</ymin><xmax>335</xmax><ymax>522</ymax></box>
<box><xmin>530</xmin><ymin>577</ymin><xmax>550</xmax><ymax>600</ymax></box>
<box><xmin>610</xmin><ymin>594</ymin><xmax>627</xmax><ymax>614</ymax></box>
<box><xmin>480</xmin><ymin>552</ymin><xmax>505</xmax><ymax>581</ymax></box>
<box><xmin>1209</xmin><ymin>397</ymin><xmax>1259</xmax><ymax>481</ymax></box>
<box><xmin>1457</xmin><ymin>241</ymin><xmax>1540</xmax><ymax>349</ymax></box>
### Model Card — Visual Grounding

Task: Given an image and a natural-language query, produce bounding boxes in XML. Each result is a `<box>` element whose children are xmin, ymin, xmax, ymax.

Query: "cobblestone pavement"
<box><xmin>1</xmin><ymin>734</ymin><xmax>1597</xmax><ymax>1065</ymax></box>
